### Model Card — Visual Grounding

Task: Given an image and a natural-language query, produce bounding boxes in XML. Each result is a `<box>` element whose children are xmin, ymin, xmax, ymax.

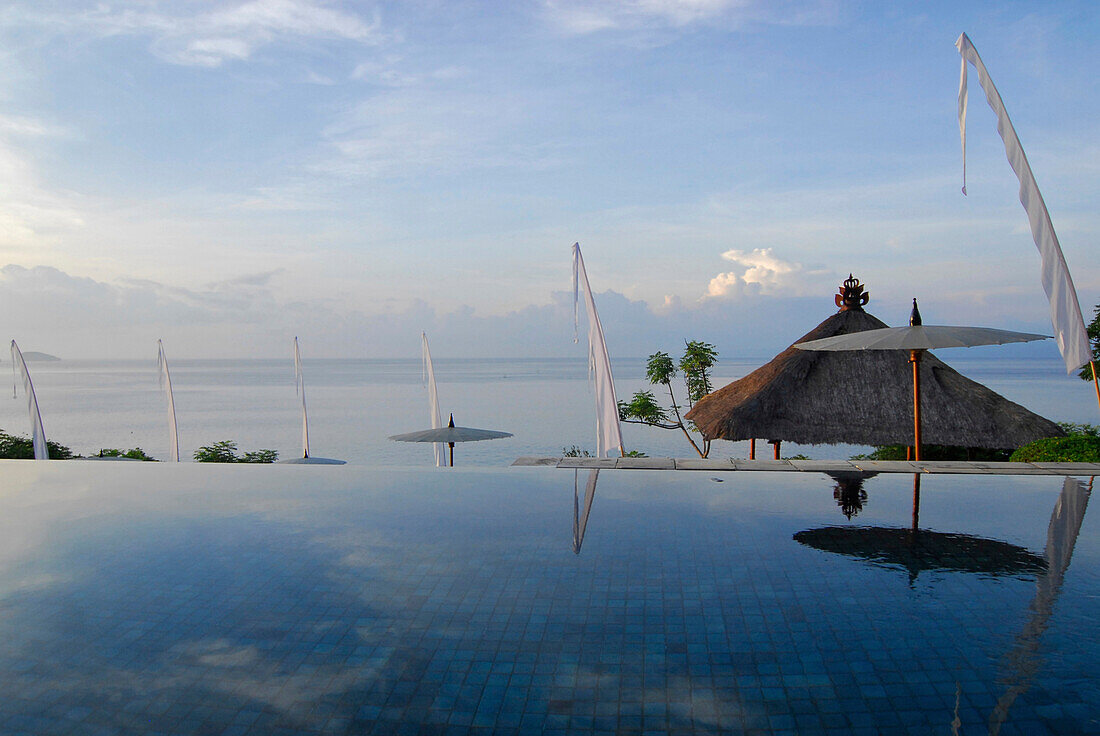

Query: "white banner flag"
<box><xmin>157</xmin><ymin>340</ymin><xmax>180</xmax><ymax>462</ymax></box>
<box><xmin>10</xmin><ymin>340</ymin><xmax>48</xmax><ymax>460</ymax></box>
<box><xmin>572</xmin><ymin>243</ymin><xmax>624</xmax><ymax>458</ymax></box>
<box><xmin>422</xmin><ymin>332</ymin><xmax>446</xmax><ymax>467</ymax></box>
<box><xmin>957</xmin><ymin>32</ymin><xmax>1091</xmax><ymax>373</ymax></box>
<box><xmin>294</xmin><ymin>337</ymin><xmax>310</xmax><ymax>459</ymax></box>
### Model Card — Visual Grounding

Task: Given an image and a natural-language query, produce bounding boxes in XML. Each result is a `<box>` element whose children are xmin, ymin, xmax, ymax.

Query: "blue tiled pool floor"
<box><xmin>0</xmin><ymin>463</ymin><xmax>1096</xmax><ymax>734</ymax></box>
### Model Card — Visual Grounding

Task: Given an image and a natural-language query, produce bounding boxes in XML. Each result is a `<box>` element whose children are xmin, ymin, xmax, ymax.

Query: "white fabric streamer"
<box><xmin>294</xmin><ymin>337</ymin><xmax>310</xmax><ymax>459</ymax></box>
<box><xmin>956</xmin><ymin>32</ymin><xmax>1091</xmax><ymax>373</ymax></box>
<box><xmin>422</xmin><ymin>332</ymin><xmax>445</xmax><ymax>467</ymax></box>
<box><xmin>572</xmin><ymin>243</ymin><xmax>624</xmax><ymax>458</ymax></box>
<box><xmin>157</xmin><ymin>340</ymin><xmax>180</xmax><ymax>462</ymax></box>
<box><xmin>10</xmin><ymin>340</ymin><xmax>48</xmax><ymax>460</ymax></box>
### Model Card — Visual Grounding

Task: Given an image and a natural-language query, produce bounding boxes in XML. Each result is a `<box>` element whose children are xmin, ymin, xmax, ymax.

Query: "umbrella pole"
<box><xmin>448</xmin><ymin>442</ymin><xmax>454</xmax><ymax>467</ymax></box>
<box><xmin>1091</xmin><ymin>361</ymin><xmax>1100</xmax><ymax>413</ymax></box>
<box><xmin>910</xmin><ymin>350</ymin><xmax>923</xmax><ymax>462</ymax></box>
<box><xmin>911</xmin><ymin>472</ymin><xmax>921</xmax><ymax>531</ymax></box>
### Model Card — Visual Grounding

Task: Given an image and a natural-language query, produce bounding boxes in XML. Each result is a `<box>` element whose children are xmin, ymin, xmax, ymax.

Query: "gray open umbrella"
<box><xmin>795</xmin><ymin>300</ymin><xmax>1049</xmax><ymax>460</ymax></box>
<box><xmin>388</xmin><ymin>414</ymin><xmax>512</xmax><ymax>466</ymax></box>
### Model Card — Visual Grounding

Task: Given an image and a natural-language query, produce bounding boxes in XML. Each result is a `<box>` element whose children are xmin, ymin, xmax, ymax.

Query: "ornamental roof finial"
<box><xmin>835</xmin><ymin>274</ymin><xmax>869</xmax><ymax>311</ymax></box>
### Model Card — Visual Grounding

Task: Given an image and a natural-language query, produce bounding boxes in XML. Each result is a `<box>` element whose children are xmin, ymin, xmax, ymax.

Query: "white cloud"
<box><xmin>8</xmin><ymin>0</ymin><xmax>384</xmax><ymax>68</ymax></box>
<box><xmin>544</xmin><ymin>0</ymin><xmax>745</xmax><ymax>33</ymax></box>
<box><xmin>705</xmin><ymin>247</ymin><xmax>800</xmax><ymax>298</ymax></box>
<box><xmin>313</xmin><ymin>87</ymin><xmax>566</xmax><ymax>179</ymax></box>
<box><xmin>541</xmin><ymin>0</ymin><xmax>839</xmax><ymax>34</ymax></box>
<box><xmin>0</xmin><ymin>124</ymin><xmax>85</xmax><ymax>257</ymax></box>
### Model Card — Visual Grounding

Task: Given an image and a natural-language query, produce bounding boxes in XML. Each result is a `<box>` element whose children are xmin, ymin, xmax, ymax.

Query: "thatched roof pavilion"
<box><xmin>684</xmin><ymin>276</ymin><xmax>1064</xmax><ymax>449</ymax></box>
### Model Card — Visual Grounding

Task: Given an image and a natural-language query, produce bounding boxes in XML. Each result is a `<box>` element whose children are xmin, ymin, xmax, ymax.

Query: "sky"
<box><xmin>0</xmin><ymin>0</ymin><xmax>1097</xmax><ymax>360</ymax></box>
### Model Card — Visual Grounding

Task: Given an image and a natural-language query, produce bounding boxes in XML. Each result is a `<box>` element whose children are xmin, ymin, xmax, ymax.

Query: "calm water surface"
<box><xmin>0</xmin><ymin>463</ymin><xmax>1095</xmax><ymax>734</ymax></box>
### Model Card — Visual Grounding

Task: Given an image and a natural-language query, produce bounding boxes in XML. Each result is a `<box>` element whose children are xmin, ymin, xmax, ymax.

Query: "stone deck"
<box><xmin>512</xmin><ymin>457</ymin><xmax>1100</xmax><ymax>475</ymax></box>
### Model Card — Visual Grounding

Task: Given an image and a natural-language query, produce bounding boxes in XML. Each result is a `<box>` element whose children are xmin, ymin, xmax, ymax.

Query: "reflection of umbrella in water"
<box><xmin>795</xmin><ymin>299</ymin><xmax>1050</xmax><ymax>460</ymax></box>
<box><xmin>388</xmin><ymin>414</ymin><xmax>512</xmax><ymax>467</ymax></box>
<box><xmin>794</xmin><ymin>525</ymin><xmax>1047</xmax><ymax>586</ymax></box>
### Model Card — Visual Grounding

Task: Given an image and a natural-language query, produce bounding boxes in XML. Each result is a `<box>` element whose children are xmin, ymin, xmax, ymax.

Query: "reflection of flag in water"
<box><xmin>157</xmin><ymin>340</ymin><xmax>179</xmax><ymax>462</ymax></box>
<box><xmin>988</xmin><ymin>477</ymin><xmax>1091</xmax><ymax>734</ymax></box>
<box><xmin>294</xmin><ymin>337</ymin><xmax>310</xmax><ymax>459</ymax></box>
<box><xmin>956</xmin><ymin>33</ymin><xmax>1091</xmax><ymax>375</ymax></box>
<box><xmin>572</xmin><ymin>469</ymin><xmax>599</xmax><ymax>554</ymax></box>
<box><xmin>422</xmin><ymin>332</ymin><xmax>445</xmax><ymax>468</ymax></box>
<box><xmin>10</xmin><ymin>340</ymin><xmax>48</xmax><ymax>460</ymax></box>
<box><xmin>572</xmin><ymin>243</ymin><xmax>624</xmax><ymax>458</ymax></box>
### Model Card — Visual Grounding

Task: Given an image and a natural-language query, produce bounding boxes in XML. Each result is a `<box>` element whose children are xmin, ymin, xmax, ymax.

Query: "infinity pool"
<box><xmin>0</xmin><ymin>462</ymin><xmax>1096</xmax><ymax>734</ymax></box>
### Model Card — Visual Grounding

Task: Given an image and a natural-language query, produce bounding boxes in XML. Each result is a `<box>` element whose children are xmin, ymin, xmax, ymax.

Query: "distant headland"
<box><xmin>19</xmin><ymin>352</ymin><xmax>60</xmax><ymax>361</ymax></box>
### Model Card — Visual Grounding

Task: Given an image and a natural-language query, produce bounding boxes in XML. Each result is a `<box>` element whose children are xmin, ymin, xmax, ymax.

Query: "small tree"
<box><xmin>618</xmin><ymin>341</ymin><xmax>718</xmax><ymax>458</ymax></box>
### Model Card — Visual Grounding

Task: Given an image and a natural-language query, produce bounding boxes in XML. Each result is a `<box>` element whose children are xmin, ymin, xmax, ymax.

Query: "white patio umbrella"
<box><xmin>794</xmin><ymin>300</ymin><xmax>1050</xmax><ymax>460</ymax></box>
<box><xmin>388</xmin><ymin>414</ymin><xmax>512</xmax><ymax>467</ymax></box>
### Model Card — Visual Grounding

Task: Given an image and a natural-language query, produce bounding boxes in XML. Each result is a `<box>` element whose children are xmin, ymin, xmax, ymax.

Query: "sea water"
<box><xmin>0</xmin><ymin>356</ymin><xmax>1092</xmax><ymax>466</ymax></box>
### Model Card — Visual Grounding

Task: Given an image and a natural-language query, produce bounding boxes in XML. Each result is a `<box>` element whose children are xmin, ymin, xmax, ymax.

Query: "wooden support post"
<box><xmin>910</xmin><ymin>349</ymin><xmax>923</xmax><ymax>462</ymax></box>
<box><xmin>767</xmin><ymin>439</ymin><xmax>781</xmax><ymax>460</ymax></box>
<box><xmin>749</xmin><ymin>439</ymin><xmax>755</xmax><ymax>460</ymax></box>
<box><xmin>911</xmin><ymin>472</ymin><xmax>921</xmax><ymax>531</ymax></box>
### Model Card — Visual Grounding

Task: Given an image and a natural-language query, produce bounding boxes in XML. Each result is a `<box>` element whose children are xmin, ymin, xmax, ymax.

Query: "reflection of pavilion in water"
<box><xmin>798</xmin><ymin>472</ymin><xmax>1091</xmax><ymax>732</ymax></box>
<box><xmin>572</xmin><ymin>469</ymin><xmax>1092</xmax><ymax>730</ymax></box>
<box><xmin>827</xmin><ymin>471</ymin><xmax>877</xmax><ymax>519</ymax></box>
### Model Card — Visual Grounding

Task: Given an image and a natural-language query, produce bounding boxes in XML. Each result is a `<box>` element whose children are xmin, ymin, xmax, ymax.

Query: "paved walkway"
<box><xmin>512</xmin><ymin>456</ymin><xmax>1100</xmax><ymax>475</ymax></box>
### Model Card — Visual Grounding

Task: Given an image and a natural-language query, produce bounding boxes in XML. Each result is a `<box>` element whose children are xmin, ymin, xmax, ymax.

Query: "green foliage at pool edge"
<box><xmin>1010</xmin><ymin>436</ymin><xmax>1100</xmax><ymax>463</ymax></box>
<box><xmin>851</xmin><ymin>445</ymin><xmax>1011</xmax><ymax>461</ymax></box>
<box><xmin>194</xmin><ymin>440</ymin><xmax>278</xmax><ymax>464</ymax></box>
<box><xmin>96</xmin><ymin>448</ymin><xmax>157</xmax><ymax>461</ymax></box>
<box><xmin>0</xmin><ymin>429</ymin><xmax>73</xmax><ymax>459</ymax></box>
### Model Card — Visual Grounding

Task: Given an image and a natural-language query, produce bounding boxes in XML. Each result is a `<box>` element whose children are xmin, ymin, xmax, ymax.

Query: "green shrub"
<box><xmin>1010</xmin><ymin>435</ymin><xmax>1100</xmax><ymax>463</ymax></box>
<box><xmin>0</xmin><ymin>429</ymin><xmax>73</xmax><ymax>459</ymax></box>
<box><xmin>194</xmin><ymin>440</ymin><xmax>278</xmax><ymax>464</ymax></box>
<box><xmin>850</xmin><ymin>444</ymin><xmax>1011</xmax><ymax>462</ymax></box>
<box><xmin>241</xmin><ymin>449</ymin><xmax>278</xmax><ymax>464</ymax></box>
<box><xmin>96</xmin><ymin>448</ymin><xmax>157</xmax><ymax>461</ymax></box>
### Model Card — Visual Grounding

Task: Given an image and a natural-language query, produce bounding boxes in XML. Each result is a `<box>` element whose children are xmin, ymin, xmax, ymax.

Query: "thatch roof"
<box><xmin>684</xmin><ymin>293</ymin><xmax>1064</xmax><ymax>449</ymax></box>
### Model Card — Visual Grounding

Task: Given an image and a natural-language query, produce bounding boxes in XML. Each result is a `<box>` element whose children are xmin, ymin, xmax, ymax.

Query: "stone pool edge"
<box><xmin>512</xmin><ymin>457</ymin><xmax>1100</xmax><ymax>475</ymax></box>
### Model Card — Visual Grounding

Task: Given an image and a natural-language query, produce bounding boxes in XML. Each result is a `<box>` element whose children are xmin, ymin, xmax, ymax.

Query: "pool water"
<box><xmin>0</xmin><ymin>462</ymin><xmax>1096</xmax><ymax>735</ymax></box>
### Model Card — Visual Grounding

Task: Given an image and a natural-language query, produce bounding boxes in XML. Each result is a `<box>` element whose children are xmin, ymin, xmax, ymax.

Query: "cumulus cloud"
<box><xmin>705</xmin><ymin>247</ymin><xmax>800</xmax><ymax>298</ymax></box>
